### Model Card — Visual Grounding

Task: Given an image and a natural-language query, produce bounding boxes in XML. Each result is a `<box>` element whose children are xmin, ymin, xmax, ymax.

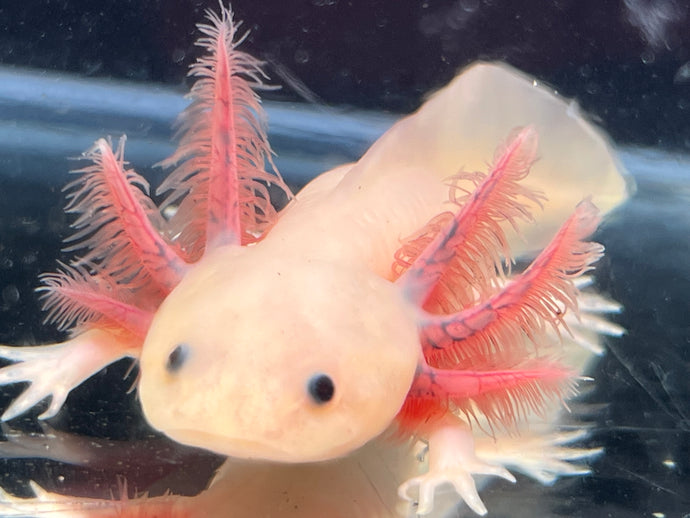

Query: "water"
<box><xmin>0</xmin><ymin>2</ymin><xmax>688</xmax><ymax>517</ymax></box>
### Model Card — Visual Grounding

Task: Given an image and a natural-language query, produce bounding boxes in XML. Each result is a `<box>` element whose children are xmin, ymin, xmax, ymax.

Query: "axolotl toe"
<box><xmin>0</xmin><ymin>4</ymin><xmax>630</xmax><ymax>517</ymax></box>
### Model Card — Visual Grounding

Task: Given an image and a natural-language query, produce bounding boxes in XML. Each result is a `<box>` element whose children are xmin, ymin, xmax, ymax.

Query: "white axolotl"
<box><xmin>0</xmin><ymin>4</ymin><xmax>628</xmax><ymax>517</ymax></box>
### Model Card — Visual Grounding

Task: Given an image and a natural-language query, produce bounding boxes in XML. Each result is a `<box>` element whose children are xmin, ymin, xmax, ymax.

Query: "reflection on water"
<box><xmin>0</xmin><ymin>68</ymin><xmax>688</xmax><ymax>517</ymax></box>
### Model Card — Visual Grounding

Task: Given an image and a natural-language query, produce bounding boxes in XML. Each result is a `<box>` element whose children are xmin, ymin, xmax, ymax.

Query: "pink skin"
<box><xmin>0</xmin><ymin>4</ymin><xmax>628</xmax><ymax>518</ymax></box>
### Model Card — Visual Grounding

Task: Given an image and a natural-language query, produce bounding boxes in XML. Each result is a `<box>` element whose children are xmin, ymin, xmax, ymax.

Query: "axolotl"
<box><xmin>0</xmin><ymin>4</ymin><xmax>629</xmax><ymax>517</ymax></box>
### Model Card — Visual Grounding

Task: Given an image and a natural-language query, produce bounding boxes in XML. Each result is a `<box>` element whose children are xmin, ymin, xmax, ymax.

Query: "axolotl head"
<box><xmin>137</xmin><ymin>245</ymin><xmax>420</xmax><ymax>463</ymax></box>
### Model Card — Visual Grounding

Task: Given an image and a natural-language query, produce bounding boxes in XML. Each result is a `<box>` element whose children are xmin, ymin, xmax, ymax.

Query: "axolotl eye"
<box><xmin>307</xmin><ymin>373</ymin><xmax>335</xmax><ymax>404</ymax></box>
<box><xmin>166</xmin><ymin>343</ymin><xmax>190</xmax><ymax>373</ymax></box>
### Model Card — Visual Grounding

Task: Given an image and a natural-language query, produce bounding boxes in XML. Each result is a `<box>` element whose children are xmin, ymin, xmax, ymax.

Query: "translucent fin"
<box><xmin>157</xmin><ymin>5</ymin><xmax>293</xmax><ymax>257</ymax></box>
<box><xmin>337</xmin><ymin>62</ymin><xmax>631</xmax><ymax>257</ymax></box>
<box><xmin>0</xmin><ymin>329</ymin><xmax>139</xmax><ymax>421</ymax></box>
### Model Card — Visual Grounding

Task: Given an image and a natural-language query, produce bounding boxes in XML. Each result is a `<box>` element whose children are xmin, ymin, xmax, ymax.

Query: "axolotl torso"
<box><xmin>0</xmin><ymin>5</ymin><xmax>629</xmax><ymax>517</ymax></box>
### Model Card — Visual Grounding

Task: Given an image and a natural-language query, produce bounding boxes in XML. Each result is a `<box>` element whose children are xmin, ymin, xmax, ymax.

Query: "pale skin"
<box><xmin>0</xmin><ymin>5</ymin><xmax>628</xmax><ymax>518</ymax></box>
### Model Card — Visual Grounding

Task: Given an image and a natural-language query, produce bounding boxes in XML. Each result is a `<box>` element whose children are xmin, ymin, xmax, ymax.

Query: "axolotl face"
<box><xmin>137</xmin><ymin>244</ymin><xmax>420</xmax><ymax>463</ymax></box>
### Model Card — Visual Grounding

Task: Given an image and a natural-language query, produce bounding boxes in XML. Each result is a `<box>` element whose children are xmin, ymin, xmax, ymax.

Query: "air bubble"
<box><xmin>460</xmin><ymin>0</ymin><xmax>480</xmax><ymax>12</ymax></box>
<box><xmin>22</xmin><ymin>252</ymin><xmax>37</xmax><ymax>266</ymax></box>
<box><xmin>2</xmin><ymin>285</ymin><xmax>19</xmax><ymax>306</ymax></box>
<box><xmin>172</xmin><ymin>48</ymin><xmax>185</xmax><ymax>64</ymax></box>
<box><xmin>294</xmin><ymin>49</ymin><xmax>310</xmax><ymax>65</ymax></box>
<box><xmin>585</xmin><ymin>82</ymin><xmax>600</xmax><ymax>95</ymax></box>
<box><xmin>673</xmin><ymin>61</ymin><xmax>690</xmax><ymax>84</ymax></box>
<box><xmin>640</xmin><ymin>50</ymin><xmax>655</xmax><ymax>64</ymax></box>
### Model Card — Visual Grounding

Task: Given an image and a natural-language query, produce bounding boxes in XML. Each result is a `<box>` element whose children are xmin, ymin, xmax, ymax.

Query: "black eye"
<box><xmin>166</xmin><ymin>343</ymin><xmax>190</xmax><ymax>373</ymax></box>
<box><xmin>307</xmin><ymin>373</ymin><xmax>335</xmax><ymax>404</ymax></box>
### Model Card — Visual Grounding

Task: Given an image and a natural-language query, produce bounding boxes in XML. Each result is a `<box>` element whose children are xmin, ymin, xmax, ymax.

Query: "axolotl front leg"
<box><xmin>400</xmin><ymin>419</ymin><xmax>515</xmax><ymax>515</ymax></box>
<box><xmin>400</xmin><ymin>420</ymin><xmax>602</xmax><ymax>515</ymax></box>
<box><xmin>0</xmin><ymin>329</ymin><xmax>138</xmax><ymax>421</ymax></box>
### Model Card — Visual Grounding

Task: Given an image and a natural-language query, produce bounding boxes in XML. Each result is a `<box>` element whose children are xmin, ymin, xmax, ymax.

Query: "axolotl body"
<box><xmin>0</xmin><ymin>5</ymin><xmax>629</xmax><ymax>517</ymax></box>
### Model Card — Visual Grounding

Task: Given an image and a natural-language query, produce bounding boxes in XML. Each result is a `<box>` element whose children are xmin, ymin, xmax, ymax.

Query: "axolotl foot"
<box><xmin>399</xmin><ymin>425</ymin><xmax>515</xmax><ymax>516</ymax></box>
<box><xmin>399</xmin><ymin>424</ymin><xmax>602</xmax><ymax>516</ymax></box>
<box><xmin>0</xmin><ymin>329</ymin><xmax>135</xmax><ymax>421</ymax></box>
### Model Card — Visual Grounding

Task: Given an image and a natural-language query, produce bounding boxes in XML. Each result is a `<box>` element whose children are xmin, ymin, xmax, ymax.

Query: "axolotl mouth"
<box><xmin>165</xmin><ymin>429</ymin><xmax>308</xmax><ymax>463</ymax></box>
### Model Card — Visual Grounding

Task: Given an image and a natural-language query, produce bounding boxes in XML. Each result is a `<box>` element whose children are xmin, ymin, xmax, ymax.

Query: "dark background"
<box><xmin>1</xmin><ymin>0</ymin><xmax>689</xmax><ymax>149</ymax></box>
<box><xmin>0</xmin><ymin>1</ymin><xmax>689</xmax><ymax>517</ymax></box>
